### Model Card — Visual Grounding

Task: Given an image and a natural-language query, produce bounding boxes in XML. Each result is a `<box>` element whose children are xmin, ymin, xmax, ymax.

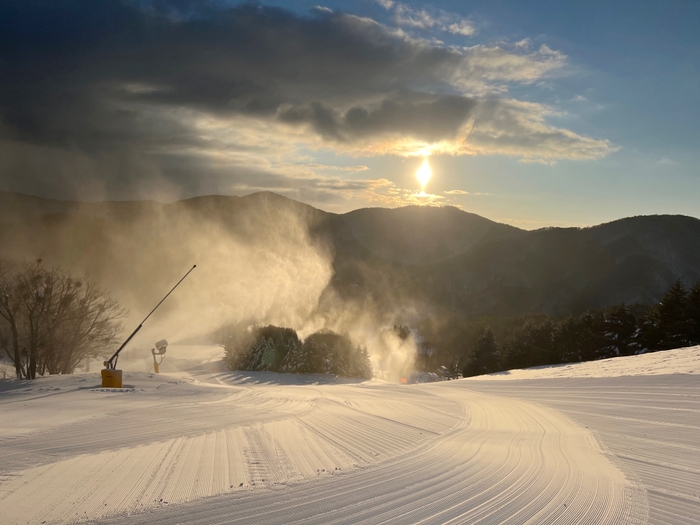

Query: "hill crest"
<box><xmin>2</xmin><ymin>190</ymin><xmax>700</xmax><ymax>316</ymax></box>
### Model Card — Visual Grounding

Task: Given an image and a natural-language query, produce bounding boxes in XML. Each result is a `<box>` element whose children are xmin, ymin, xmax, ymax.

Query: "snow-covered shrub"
<box><xmin>223</xmin><ymin>325</ymin><xmax>372</xmax><ymax>378</ymax></box>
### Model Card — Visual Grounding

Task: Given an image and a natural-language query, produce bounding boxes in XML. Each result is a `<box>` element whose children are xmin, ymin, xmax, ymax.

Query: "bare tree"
<box><xmin>43</xmin><ymin>278</ymin><xmax>126</xmax><ymax>375</ymax></box>
<box><xmin>0</xmin><ymin>259</ymin><xmax>126</xmax><ymax>379</ymax></box>
<box><xmin>0</xmin><ymin>259</ymin><xmax>24</xmax><ymax>378</ymax></box>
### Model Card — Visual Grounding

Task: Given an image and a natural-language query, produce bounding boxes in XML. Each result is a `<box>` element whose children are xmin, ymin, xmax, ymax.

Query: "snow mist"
<box><xmin>123</xmin><ymin>198</ymin><xmax>335</xmax><ymax>347</ymax></box>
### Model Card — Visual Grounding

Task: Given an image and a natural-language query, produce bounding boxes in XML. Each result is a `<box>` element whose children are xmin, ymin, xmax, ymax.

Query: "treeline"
<box><xmin>222</xmin><ymin>325</ymin><xmax>373</xmax><ymax>379</ymax></box>
<box><xmin>0</xmin><ymin>259</ymin><xmax>126</xmax><ymax>379</ymax></box>
<box><xmin>464</xmin><ymin>280</ymin><xmax>700</xmax><ymax>377</ymax></box>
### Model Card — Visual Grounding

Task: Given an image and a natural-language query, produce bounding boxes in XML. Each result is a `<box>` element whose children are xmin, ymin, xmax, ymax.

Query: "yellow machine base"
<box><xmin>101</xmin><ymin>369</ymin><xmax>123</xmax><ymax>388</ymax></box>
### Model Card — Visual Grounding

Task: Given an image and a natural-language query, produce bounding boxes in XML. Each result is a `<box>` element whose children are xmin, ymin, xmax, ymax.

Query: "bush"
<box><xmin>302</xmin><ymin>329</ymin><xmax>373</xmax><ymax>378</ymax></box>
<box><xmin>224</xmin><ymin>325</ymin><xmax>302</xmax><ymax>372</ymax></box>
<box><xmin>223</xmin><ymin>325</ymin><xmax>372</xmax><ymax>379</ymax></box>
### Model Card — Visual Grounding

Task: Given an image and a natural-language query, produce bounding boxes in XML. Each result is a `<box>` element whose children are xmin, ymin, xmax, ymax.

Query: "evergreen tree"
<box><xmin>643</xmin><ymin>280</ymin><xmax>692</xmax><ymax>350</ymax></box>
<box><xmin>578</xmin><ymin>311</ymin><xmax>607</xmax><ymax>361</ymax></box>
<box><xmin>352</xmin><ymin>345</ymin><xmax>373</xmax><ymax>379</ymax></box>
<box><xmin>463</xmin><ymin>327</ymin><xmax>501</xmax><ymax>377</ymax></box>
<box><xmin>303</xmin><ymin>330</ymin><xmax>333</xmax><ymax>373</ymax></box>
<box><xmin>225</xmin><ymin>326</ymin><xmax>373</xmax><ymax>379</ymax></box>
<box><xmin>552</xmin><ymin>316</ymin><xmax>578</xmax><ymax>363</ymax></box>
<box><xmin>553</xmin><ymin>312</ymin><xmax>609</xmax><ymax>363</ymax></box>
<box><xmin>503</xmin><ymin>319</ymin><xmax>555</xmax><ymax>370</ymax></box>
<box><xmin>686</xmin><ymin>281</ymin><xmax>700</xmax><ymax>345</ymax></box>
<box><xmin>224</xmin><ymin>325</ymin><xmax>303</xmax><ymax>372</ymax></box>
<box><xmin>280</xmin><ymin>337</ymin><xmax>303</xmax><ymax>372</ymax></box>
<box><xmin>600</xmin><ymin>304</ymin><xmax>638</xmax><ymax>357</ymax></box>
<box><xmin>260</xmin><ymin>338</ymin><xmax>277</xmax><ymax>370</ymax></box>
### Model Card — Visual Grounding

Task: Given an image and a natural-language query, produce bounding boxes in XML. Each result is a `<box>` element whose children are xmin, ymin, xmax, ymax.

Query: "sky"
<box><xmin>1</xmin><ymin>0</ymin><xmax>698</xmax><ymax>228</ymax></box>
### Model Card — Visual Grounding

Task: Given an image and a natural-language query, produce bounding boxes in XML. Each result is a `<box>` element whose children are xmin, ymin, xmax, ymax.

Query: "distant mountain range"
<box><xmin>2</xmin><ymin>190</ymin><xmax>699</xmax><ymax>321</ymax></box>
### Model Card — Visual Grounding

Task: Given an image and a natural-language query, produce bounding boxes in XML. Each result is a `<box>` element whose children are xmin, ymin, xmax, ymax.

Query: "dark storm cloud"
<box><xmin>0</xmin><ymin>0</ymin><xmax>468</xmax><ymax>149</ymax></box>
<box><xmin>279</xmin><ymin>95</ymin><xmax>476</xmax><ymax>142</ymax></box>
<box><xmin>0</xmin><ymin>0</ymin><xmax>613</xmax><ymax>201</ymax></box>
<box><xmin>0</xmin><ymin>0</ymin><xmax>577</xmax><ymax>147</ymax></box>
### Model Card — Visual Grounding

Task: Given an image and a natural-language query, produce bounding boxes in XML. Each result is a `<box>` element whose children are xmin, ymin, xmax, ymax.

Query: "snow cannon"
<box><xmin>101</xmin><ymin>368</ymin><xmax>123</xmax><ymax>388</ymax></box>
<box><xmin>151</xmin><ymin>339</ymin><xmax>168</xmax><ymax>373</ymax></box>
<box><xmin>101</xmin><ymin>265</ymin><xmax>196</xmax><ymax>388</ymax></box>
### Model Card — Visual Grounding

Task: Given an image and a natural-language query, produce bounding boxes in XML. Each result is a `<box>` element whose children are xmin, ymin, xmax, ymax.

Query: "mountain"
<box><xmin>1</xmin><ymin>191</ymin><xmax>699</xmax><ymax>320</ymax></box>
<box><xmin>320</xmin><ymin>206</ymin><xmax>700</xmax><ymax>316</ymax></box>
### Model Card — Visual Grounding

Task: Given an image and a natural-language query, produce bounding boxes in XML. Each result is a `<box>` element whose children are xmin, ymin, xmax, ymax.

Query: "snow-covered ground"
<box><xmin>468</xmin><ymin>345</ymin><xmax>700</xmax><ymax>380</ymax></box>
<box><xmin>0</xmin><ymin>346</ymin><xmax>698</xmax><ymax>524</ymax></box>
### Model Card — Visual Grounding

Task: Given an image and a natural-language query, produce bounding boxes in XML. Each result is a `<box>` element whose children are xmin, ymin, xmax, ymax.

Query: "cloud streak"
<box><xmin>444</xmin><ymin>189</ymin><xmax>490</xmax><ymax>195</ymax></box>
<box><xmin>379</xmin><ymin>1</ymin><xmax>477</xmax><ymax>36</ymax></box>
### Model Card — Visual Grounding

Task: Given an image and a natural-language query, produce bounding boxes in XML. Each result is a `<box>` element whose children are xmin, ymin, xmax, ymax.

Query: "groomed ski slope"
<box><xmin>0</xmin><ymin>346</ymin><xmax>697</xmax><ymax>524</ymax></box>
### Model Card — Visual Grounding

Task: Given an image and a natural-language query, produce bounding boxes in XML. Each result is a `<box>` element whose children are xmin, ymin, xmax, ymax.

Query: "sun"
<box><xmin>416</xmin><ymin>157</ymin><xmax>432</xmax><ymax>190</ymax></box>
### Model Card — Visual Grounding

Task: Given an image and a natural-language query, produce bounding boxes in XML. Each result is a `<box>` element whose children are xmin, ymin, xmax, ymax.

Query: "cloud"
<box><xmin>0</xmin><ymin>0</ymin><xmax>615</xmax><ymax>203</ymax></box>
<box><xmin>278</xmin><ymin>95</ymin><xmax>477</xmax><ymax>143</ymax></box>
<box><xmin>446</xmin><ymin>20</ymin><xmax>477</xmax><ymax>36</ymax></box>
<box><xmin>274</xmin><ymin>95</ymin><xmax>614</xmax><ymax>161</ymax></box>
<box><xmin>462</xmin><ymin>99</ymin><xmax>618</xmax><ymax>161</ymax></box>
<box><xmin>444</xmin><ymin>189</ymin><xmax>491</xmax><ymax>196</ymax></box>
<box><xmin>444</xmin><ymin>189</ymin><xmax>471</xmax><ymax>195</ymax></box>
<box><xmin>260</xmin><ymin>175</ymin><xmax>447</xmax><ymax>209</ymax></box>
<box><xmin>380</xmin><ymin>1</ymin><xmax>476</xmax><ymax>36</ymax></box>
<box><xmin>454</xmin><ymin>44</ymin><xmax>566</xmax><ymax>87</ymax></box>
<box><xmin>393</xmin><ymin>5</ymin><xmax>438</xmax><ymax>30</ymax></box>
<box><xmin>515</xmin><ymin>38</ymin><xmax>532</xmax><ymax>50</ymax></box>
<box><xmin>301</xmin><ymin>163</ymin><xmax>370</xmax><ymax>172</ymax></box>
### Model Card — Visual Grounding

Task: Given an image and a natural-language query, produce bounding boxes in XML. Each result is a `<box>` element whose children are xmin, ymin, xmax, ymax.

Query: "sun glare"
<box><xmin>416</xmin><ymin>158</ymin><xmax>432</xmax><ymax>190</ymax></box>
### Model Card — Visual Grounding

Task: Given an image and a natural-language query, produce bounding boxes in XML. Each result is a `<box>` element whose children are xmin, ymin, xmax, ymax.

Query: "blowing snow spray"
<box><xmin>101</xmin><ymin>265</ymin><xmax>197</xmax><ymax>388</ymax></box>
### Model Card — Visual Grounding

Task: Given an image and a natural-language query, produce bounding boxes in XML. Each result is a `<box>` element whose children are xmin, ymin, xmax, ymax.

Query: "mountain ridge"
<box><xmin>1</xmin><ymin>190</ymin><xmax>699</xmax><ymax>319</ymax></box>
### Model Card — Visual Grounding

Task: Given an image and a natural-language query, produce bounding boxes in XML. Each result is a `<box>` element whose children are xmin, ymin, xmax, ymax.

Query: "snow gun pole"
<box><xmin>101</xmin><ymin>265</ymin><xmax>196</xmax><ymax>387</ymax></box>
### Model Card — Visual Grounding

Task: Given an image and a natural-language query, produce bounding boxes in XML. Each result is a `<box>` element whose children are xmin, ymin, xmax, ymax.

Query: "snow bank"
<box><xmin>468</xmin><ymin>345</ymin><xmax>700</xmax><ymax>380</ymax></box>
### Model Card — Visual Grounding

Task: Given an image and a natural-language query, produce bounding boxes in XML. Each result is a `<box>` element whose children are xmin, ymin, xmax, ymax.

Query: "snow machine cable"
<box><xmin>104</xmin><ymin>265</ymin><xmax>196</xmax><ymax>370</ymax></box>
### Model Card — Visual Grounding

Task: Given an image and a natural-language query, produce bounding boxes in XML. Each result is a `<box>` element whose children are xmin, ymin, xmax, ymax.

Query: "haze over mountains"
<box><xmin>1</xmin><ymin>190</ymin><xmax>699</xmax><ymax>335</ymax></box>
